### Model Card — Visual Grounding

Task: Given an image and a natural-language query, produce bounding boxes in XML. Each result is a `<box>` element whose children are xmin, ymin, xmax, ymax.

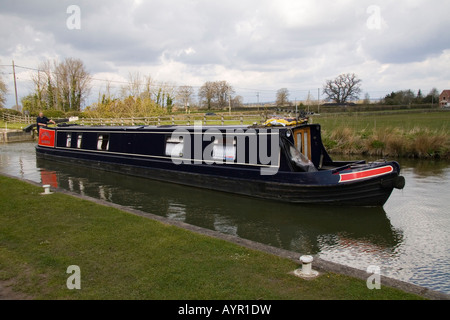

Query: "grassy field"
<box><xmin>0</xmin><ymin>121</ymin><xmax>29</xmax><ymax>130</ymax></box>
<box><xmin>0</xmin><ymin>175</ymin><xmax>424</xmax><ymax>300</ymax></box>
<box><xmin>315</xmin><ymin>110</ymin><xmax>450</xmax><ymax>132</ymax></box>
<box><xmin>313</xmin><ymin>111</ymin><xmax>450</xmax><ymax>159</ymax></box>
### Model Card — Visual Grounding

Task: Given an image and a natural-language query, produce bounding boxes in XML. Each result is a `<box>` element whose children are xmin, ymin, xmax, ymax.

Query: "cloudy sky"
<box><xmin>1</xmin><ymin>0</ymin><xmax>449</xmax><ymax>107</ymax></box>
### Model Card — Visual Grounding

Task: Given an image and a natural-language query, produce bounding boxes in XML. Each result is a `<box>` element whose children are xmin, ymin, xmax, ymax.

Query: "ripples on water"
<box><xmin>1</xmin><ymin>142</ymin><xmax>449</xmax><ymax>294</ymax></box>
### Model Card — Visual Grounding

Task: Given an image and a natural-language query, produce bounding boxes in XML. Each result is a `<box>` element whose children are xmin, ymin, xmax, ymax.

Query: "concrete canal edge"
<box><xmin>0</xmin><ymin>129</ymin><xmax>35</xmax><ymax>143</ymax></box>
<box><xmin>4</xmin><ymin>172</ymin><xmax>449</xmax><ymax>300</ymax></box>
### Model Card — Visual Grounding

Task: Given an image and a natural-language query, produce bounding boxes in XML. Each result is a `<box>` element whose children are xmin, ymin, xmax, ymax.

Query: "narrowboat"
<box><xmin>35</xmin><ymin>119</ymin><xmax>405</xmax><ymax>206</ymax></box>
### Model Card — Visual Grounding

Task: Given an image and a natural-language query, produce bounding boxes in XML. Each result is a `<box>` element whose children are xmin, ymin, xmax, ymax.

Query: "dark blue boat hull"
<box><xmin>36</xmin><ymin>145</ymin><xmax>402</xmax><ymax>206</ymax></box>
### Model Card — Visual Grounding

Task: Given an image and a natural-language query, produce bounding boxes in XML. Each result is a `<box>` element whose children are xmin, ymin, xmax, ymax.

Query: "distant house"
<box><xmin>440</xmin><ymin>90</ymin><xmax>450</xmax><ymax>108</ymax></box>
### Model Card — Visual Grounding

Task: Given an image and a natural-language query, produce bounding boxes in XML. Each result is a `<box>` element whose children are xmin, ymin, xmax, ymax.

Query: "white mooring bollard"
<box><xmin>294</xmin><ymin>255</ymin><xmax>319</xmax><ymax>279</ymax></box>
<box><xmin>42</xmin><ymin>184</ymin><xmax>53</xmax><ymax>195</ymax></box>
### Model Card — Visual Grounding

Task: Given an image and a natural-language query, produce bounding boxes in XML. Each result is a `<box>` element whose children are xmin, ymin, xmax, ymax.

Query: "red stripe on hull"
<box><xmin>338</xmin><ymin>165</ymin><xmax>393</xmax><ymax>183</ymax></box>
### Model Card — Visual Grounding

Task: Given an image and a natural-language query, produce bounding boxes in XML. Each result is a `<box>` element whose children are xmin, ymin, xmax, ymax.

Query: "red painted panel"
<box><xmin>38</xmin><ymin>128</ymin><xmax>55</xmax><ymax>147</ymax></box>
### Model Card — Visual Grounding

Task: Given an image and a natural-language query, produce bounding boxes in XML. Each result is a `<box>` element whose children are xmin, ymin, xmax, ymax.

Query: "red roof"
<box><xmin>440</xmin><ymin>90</ymin><xmax>450</xmax><ymax>97</ymax></box>
<box><xmin>440</xmin><ymin>90</ymin><xmax>450</xmax><ymax>105</ymax></box>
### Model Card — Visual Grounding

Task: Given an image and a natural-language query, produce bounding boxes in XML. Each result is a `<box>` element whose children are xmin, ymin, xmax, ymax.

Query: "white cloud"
<box><xmin>1</xmin><ymin>0</ymin><xmax>449</xmax><ymax>107</ymax></box>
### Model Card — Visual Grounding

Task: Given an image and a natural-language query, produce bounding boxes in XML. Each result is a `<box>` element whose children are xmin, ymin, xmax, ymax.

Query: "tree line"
<box><xmin>11</xmin><ymin>58</ymin><xmax>244</xmax><ymax>116</ymax></box>
<box><xmin>0</xmin><ymin>59</ymin><xmax>444</xmax><ymax>116</ymax></box>
<box><xmin>382</xmin><ymin>88</ymin><xmax>440</xmax><ymax>105</ymax></box>
<box><xmin>321</xmin><ymin>73</ymin><xmax>440</xmax><ymax>106</ymax></box>
<box><xmin>21</xmin><ymin>58</ymin><xmax>90</xmax><ymax>113</ymax></box>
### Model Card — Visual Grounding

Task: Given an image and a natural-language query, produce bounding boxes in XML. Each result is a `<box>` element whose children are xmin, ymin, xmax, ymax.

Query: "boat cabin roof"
<box><xmin>55</xmin><ymin>123</ymin><xmax>314</xmax><ymax>132</ymax></box>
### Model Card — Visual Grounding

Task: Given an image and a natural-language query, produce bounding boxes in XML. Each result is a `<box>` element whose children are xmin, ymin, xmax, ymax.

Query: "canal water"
<box><xmin>1</xmin><ymin>141</ymin><xmax>449</xmax><ymax>295</ymax></box>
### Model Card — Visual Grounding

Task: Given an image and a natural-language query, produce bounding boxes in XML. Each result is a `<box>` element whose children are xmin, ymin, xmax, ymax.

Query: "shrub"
<box><xmin>0</xmin><ymin>107</ymin><xmax>22</xmax><ymax>116</ymax></box>
<box><xmin>385</xmin><ymin>134</ymin><xmax>405</xmax><ymax>157</ymax></box>
<box><xmin>370</xmin><ymin>140</ymin><xmax>385</xmax><ymax>149</ymax></box>
<box><xmin>408</xmin><ymin>130</ymin><xmax>448</xmax><ymax>158</ymax></box>
<box><xmin>84</xmin><ymin>97</ymin><xmax>168</xmax><ymax>118</ymax></box>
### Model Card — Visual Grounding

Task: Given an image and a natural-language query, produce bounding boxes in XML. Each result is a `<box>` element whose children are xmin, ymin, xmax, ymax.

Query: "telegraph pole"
<box><xmin>256</xmin><ymin>92</ymin><xmax>260</xmax><ymax>112</ymax></box>
<box><xmin>228</xmin><ymin>89</ymin><xmax>231</xmax><ymax>115</ymax></box>
<box><xmin>317</xmin><ymin>88</ymin><xmax>320</xmax><ymax>114</ymax></box>
<box><xmin>12</xmin><ymin>60</ymin><xmax>19</xmax><ymax>109</ymax></box>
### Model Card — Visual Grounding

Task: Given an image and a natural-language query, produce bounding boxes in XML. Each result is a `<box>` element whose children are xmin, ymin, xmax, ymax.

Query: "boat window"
<box><xmin>66</xmin><ymin>133</ymin><xmax>72</xmax><ymax>148</ymax></box>
<box><xmin>296</xmin><ymin>131</ymin><xmax>310</xmax><ymax>160</ymax></box>
<box><xmin>77</xmin><ymin>134</ymin><xmax>83</xmax><ymax>149</ymax></box>
<box><xmin>165</xmin><ymin>136</ymin><xmax>184</xmax><ymax>158</ymax></box>
<box><xmin>303</xmin><ymin>132</ymin><xmax>309</xmax><ymax>159</ymax></box>
<box><xmin>97</xmin><ymin>134</ymin><xmax>110</xmax><ymax>151</ymax></box>
<box><xmin>212</xmin><ymin>137</ymin><xmax>236</xmax><ymax>162</ymax></box>
<box><xmin>287</xmin><ymin>141</ymin><xmax>317</xmax><ymax>172</ymax></box>
<box><xmin>296</xmin><ymin>132</ymin><xmax>302</xmax><ymax>154</ymax></box>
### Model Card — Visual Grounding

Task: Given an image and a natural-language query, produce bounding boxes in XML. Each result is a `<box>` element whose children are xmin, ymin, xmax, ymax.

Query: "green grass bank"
<box><xmin>0</xmin><ymin>175</ymin><xmax>425</xmax><ymax>300</ymax></box>
<box><xmin>314</xmin><ymin>111</ymin><xmax>450</xmax><ymax>159</ymax></box>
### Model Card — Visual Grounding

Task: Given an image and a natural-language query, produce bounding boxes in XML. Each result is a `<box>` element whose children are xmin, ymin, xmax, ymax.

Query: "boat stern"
<box><xmin>329</xmin><ymin>160</ymin><xmax>405</xmax><ymax>206</ymax></box>
<box><xmin>337</xmin><ymin>161</ymin><xmax>405</xmax><ymax>190</ymax></box>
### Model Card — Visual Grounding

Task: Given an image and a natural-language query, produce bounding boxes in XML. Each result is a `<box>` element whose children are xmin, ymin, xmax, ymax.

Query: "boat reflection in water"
<box><xmin>37</xmin><ymin>158</ymin><xmax>403</xmax><ymax>255</ymax></box>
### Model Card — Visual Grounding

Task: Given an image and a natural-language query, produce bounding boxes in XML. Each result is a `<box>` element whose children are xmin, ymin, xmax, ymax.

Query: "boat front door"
<box><xmin>293</xmin><ymin>127</ymin><xmax>311</xmax><ymax>160</ymax></box>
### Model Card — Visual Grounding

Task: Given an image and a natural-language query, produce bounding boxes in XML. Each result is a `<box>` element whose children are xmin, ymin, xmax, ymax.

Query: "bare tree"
<box><xmin>142</xmin><ymin>75</ymin><xmax>153</xmax><ymax>100</ymax></box>
<box><xmin>43</xmin><ymin>61</ymin><xmax>56</xmax><ymax>110</ymax></box>
<box><xmin>153</xmin><ymin>81</ymin><xmax>176</xmax><ymax>110</ymax></box>
<box><xmin>96</xmin><ymin>78</ymin><xmax>120</xmax><ymax>107</ymax></box>
<box><xmin>0</xmin><ymin>63</ymin><xmax>8</xmax><ymax>108</ymax></box>
<box><xmin>276</xmin><ymin>88</ymin><xmax>289</xmax><ymax>107</ymax></box>
<box><xmin>105</xmin><ymin>80</ymin><xmax>112</xmax><ymax>100</ymax></box>
<box><xmin>305</xmin><ymin>91</ymin><xmax>315</xmax><ymax>108</ymax></box>
<box><xmin>215</xmin><ymin>81</ymin><xmax>235</xmax><ymax>109</ymax></box>
<box><xmin>232</xmin><ymin>95</ymin><xmax>243</xmax><ymax>108</ymax></box>
<box><xmin>53</xmin><ymin>58</ymin><xmax>91</xmax><ymax>111</ymax></box>
<box><xmin>177</xmin><ymin>85</ymin><xmax>194</xmax><ymax>112</ymax></box>
<box><xmin>164</xmin><ymin>82</ymin><xmax>176</xmax><ymax>107</ymax></box>
<box><xmin>198</xmin><ymin>81</ymin><xmax>216</xmax><ymax>110</ymax></box>
<box><xmin>30</xmin><ymin>60</ymin><xmax>56</xmax><ymax>111</ymax></box>
<box><xmin>198</xmin><ymin>81</ymin><xmax>235</xmax><ymax>110</ymax></box>
<box><xmin>323</xmin><ymin>73</ymin><xmax>362</xmax><ymax>104</ymax></box>
<box><xmin>423</xmin><ymin>88</ymin><xmax>440</xmax><ymax>104</ymax></box>
<box><xmin>363</xmin><ymin>93</ymin><xmax>371</xmax><ymax>105</ymax></box>
<box><xmin>30</xmin><ymin>70</ymin><xmax>44</xmax><ymax>110</ymax></box>
<box><xmin>121</xmin><ymin>71</ymin><xmax>143</xmax><ymax>99</ymax></box>
<box><xmin>54</xmin><ymin>61</ymin><xmax>69</xmax><ymax>110</ymax></box>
